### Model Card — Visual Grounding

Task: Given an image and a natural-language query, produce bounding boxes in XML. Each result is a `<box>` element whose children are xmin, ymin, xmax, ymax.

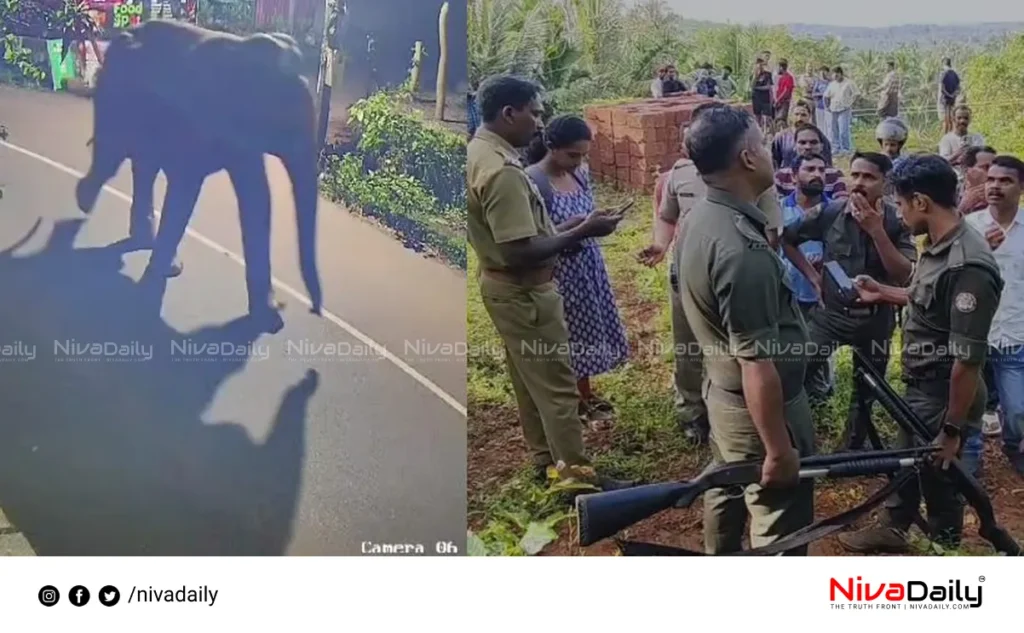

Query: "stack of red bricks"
<box><xmin>584</xmin><ymin>95</ymin><xmax>752</xmax><ymax>194</ymax></box>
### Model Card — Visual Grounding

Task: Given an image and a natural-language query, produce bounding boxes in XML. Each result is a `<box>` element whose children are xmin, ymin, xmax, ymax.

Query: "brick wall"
<box><xmin>584</xmin><ymin>96</ymin><xmax>751</xmax><ymax>194</ymax></box>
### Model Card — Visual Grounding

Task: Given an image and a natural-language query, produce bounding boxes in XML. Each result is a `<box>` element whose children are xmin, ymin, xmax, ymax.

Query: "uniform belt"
<box><xmin>481</xmin><ymin>267</ymin><xmax>555</xmax><ymax>286</ymax></box>
<box><xmin>836</xmin><ymin>304</ymin><xmax>877</xmax><ymax>318</ymax></box>
<box><xmin>902</xmin><ymin>375</ymin><xmax>949</xmax><ymax>396</ymax></box>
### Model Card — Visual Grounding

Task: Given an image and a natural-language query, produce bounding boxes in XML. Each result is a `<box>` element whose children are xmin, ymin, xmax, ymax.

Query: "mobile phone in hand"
<box><xmin>614</xmin><ymin>200</ymin><xmax>636</xmax><ymax>214</ymax></box>
<box><xmin>823</xmin><ymin>261</ymin><xmax>856</xmax><ymax>302</ymax></box>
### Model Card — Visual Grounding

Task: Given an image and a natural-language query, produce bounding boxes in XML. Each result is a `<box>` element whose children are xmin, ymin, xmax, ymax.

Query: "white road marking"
<box><xmin>1</xmin><ymin>140</ymin><xmax>468</xmax><ymax>418</ymax></box>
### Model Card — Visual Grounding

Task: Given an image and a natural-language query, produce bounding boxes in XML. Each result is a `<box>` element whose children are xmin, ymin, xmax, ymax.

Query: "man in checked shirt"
<box><xmin>774</xmin><ymin>123</ymin><xmax>848</xmax><ymax>201</ymax></box>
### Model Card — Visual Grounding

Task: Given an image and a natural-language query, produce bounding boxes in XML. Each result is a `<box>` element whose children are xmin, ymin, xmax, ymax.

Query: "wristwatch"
<box><xmin>940</xmin><ymin>423</ymin><xmax>961</xmax><ymax>438</ymax></box>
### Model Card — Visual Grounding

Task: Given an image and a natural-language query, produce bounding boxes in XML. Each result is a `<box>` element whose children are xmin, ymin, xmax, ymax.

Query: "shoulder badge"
<box><xmin>954</xmin><ymin>292</ymin><xmax>977</xmax><ymax>313</ymax></box>
<box><xmin>735</xmin><ymin>215</ymin><xmax>768</xmax><ymax>249</ymax></box>
<box><xmin>524</xmin><ymin>175</ymin><xmax>543</xmax><ymax>201</ymax></box>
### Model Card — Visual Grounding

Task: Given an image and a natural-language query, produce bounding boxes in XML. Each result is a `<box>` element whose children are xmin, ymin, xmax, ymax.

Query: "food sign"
<box><xmin>113</xmin><ymin>1</ymin><xmax>144</xmax><ymax>28</ymax></box>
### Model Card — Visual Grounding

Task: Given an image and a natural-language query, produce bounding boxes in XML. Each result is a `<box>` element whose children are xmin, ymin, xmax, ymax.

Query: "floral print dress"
<box><xmin>546</xmin><ymin>173</ymin><xmax>629</xmax><ymax>380</ymax></box>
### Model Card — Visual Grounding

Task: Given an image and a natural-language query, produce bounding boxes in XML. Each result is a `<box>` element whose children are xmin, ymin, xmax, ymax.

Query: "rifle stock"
<box><xmin>852</xmin><ymin>349</ymin><xmax>1022</xmax><ymax>556</ymax></box>
<box><xmin>576</xmin><ymin>462</ymin><xmax>760</xmax><ymax>547</ymax></box>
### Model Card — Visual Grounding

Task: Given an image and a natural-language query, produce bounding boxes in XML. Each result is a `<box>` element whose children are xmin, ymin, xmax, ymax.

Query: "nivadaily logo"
<box><xmin>829</xmin><ymin>576</ymin><xmax>984</xmax><ymax>610</ymax></box>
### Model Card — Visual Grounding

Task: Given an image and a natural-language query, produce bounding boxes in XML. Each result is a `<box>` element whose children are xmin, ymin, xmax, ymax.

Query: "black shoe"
<box><xmin>597</xmin><ymin>475</ymin><xmax>640</xmax><ymax>491</ymax></box>
<box><xmin>533</xmin><ymin>464</ymin><xmax>553</xmax><ymax>485</ymax></box>
<box><xmin>679</xmin><ymin>413</ymin><xmax>710</xmax><ymax>445</ymax></box>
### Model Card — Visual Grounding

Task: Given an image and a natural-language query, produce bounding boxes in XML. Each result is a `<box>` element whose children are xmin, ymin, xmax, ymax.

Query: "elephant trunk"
<box><xmin>76</xmin><ymin>33</ymin><xmax>135</xmax><ymax>214</ymax></box>
<box><xmin>284</xmin><ymin>139</ymin><xmax>323</xmax><ymax>315</ymax></box>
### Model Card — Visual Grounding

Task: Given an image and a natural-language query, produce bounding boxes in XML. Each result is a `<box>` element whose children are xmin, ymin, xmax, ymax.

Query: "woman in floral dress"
<box><xmin>525</xmin><ymin>115</ymin><xmax>630</xmax><ymax>422</ymax></box>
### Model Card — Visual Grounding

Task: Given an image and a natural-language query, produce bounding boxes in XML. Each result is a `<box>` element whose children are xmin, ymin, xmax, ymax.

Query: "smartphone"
<box><xmin>614</xmin><ymin>200</ymin><xmax>636</xmax><ymax>214</ymax></box>
<box><xmin>823</xmin><ymin>261</ymin><xmax>856</xmax><ymax>301</ymax></box>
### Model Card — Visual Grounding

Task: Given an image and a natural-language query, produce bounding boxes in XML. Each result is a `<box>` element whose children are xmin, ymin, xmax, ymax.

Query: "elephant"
<box><xmin>75</xmin><ymin>19</ymin><xmax>323</xmax><ymax>333</ymax></box>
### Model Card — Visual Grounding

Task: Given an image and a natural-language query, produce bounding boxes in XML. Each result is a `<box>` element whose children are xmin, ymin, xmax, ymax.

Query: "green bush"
<box><xmin>1</xmin><ymin>34</ymin><xmax>46</xmax><ymax>86</ymax></box>
<box><xmin>319</xmin><ymin>91</ymin><xmax>467</xmax><ymax>269</ymax></box>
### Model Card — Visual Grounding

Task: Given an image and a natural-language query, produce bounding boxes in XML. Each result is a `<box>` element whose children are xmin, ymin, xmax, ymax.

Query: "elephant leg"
<box><xmin>142</xmin><ymin>170</ymin><xmax>201</xmax><ymax>282</ymax></box>
<box><xmin>128</xmin><ymin>158</ymin><xmax>159</xmax><ymax>244</ymax></box>
<box><xmin>129</xmin><ymin>158</ymin><xmax>185</xmax><ymax>275</ymax></box>
<box><xmin>228</xmin><ymin>155</ymin><xmax>284</xmax><ymax>334</ymax></box>
<box><xmin>76</xmin><ymin>87</ymin><xmax>130</xmax><ymax>214</ymax></box>
<box><xmin>76</xmin><ymin>141</ymin><xmax>125</xmax><ymax>215</ymax></box>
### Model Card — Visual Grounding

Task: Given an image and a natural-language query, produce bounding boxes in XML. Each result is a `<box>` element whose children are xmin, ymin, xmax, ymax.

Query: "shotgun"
<box><xmin>852</xmin><ymin>348</ymin><xmax>1022</xmax><ymax>556</ymax></box>
<box><xmin>576</xmin><ymin>446</ymin><xmax>939</xmax><ymax>547</ymax></box>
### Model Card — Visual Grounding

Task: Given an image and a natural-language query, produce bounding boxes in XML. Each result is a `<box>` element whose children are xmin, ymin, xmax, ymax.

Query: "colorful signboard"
<box><xmin>80</xmin><ymin>40</ymin><xmax>111</xmax><ymax>88</ymax></box>
<box><xmin>45</xmin><ymin>40</ymin><xmax>79</xmax><ymax>91</ymax></box>
<box><xmin>83</xmin><ymin>0</ymin><xmax>197</xmax><ymax>36</ymax></box>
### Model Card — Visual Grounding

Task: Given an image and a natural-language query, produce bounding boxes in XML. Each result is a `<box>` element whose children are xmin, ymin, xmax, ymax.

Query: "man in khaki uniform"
<box><xmin>676</xmin><ymin>104</ymin><xmax>814</xmax><ymax>555</ymax></box>
<box><xmin>641</xmin><ymin>110</ymin><xmax>782</xmax><ymax>444</ymax></box>
<box><xmin>467</xmin><ymin>75</ymin><xmax>632</xmax><ymax>490</ymax></box>
<box><xmin>839</xmin><ymin>154</ymin><xmax>1003</xmax><ymax>553</ymax></box>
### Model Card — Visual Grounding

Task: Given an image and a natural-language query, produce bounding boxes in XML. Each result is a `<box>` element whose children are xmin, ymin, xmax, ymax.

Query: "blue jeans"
<box><xmin>961</xmin><ymin>428</ymin><xmax>984</xmax><ymax>478</ymax></box>
<box><xmin>830</xmin><ymin>109</ymin><xmax>852</xmax><ymax>152</ymax></box>
<box><xmin>982</xmin><ymin>358</ymin><xmax>1000</xmax><ymax>410</ymax></box>
<box><xmin>990</xmin><ymin>344</ymin><xmax>1024</xmax><ymax>453</ymax></box>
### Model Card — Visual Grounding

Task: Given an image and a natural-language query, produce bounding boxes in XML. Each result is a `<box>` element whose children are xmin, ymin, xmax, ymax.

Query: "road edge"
<box><xmin>0</xmin><ymin>508</ymin><xmax>35</xmax><ymax>556</ymax></box>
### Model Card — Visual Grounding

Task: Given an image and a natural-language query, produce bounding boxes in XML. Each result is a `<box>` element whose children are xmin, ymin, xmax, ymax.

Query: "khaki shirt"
<box><xmin>659</xmin><ymin>159</ymin><xmax>782</xmax><ymax>235</ymax></box>
<box><xmin>902</xmin><ymin>221</ymin><xmax>1003</xmax><ymax>387</ymax></box>
<box><xmin>466</xmin><ymin>128</ymin><xmax>556</xmax><ymax>272</ymax></box>
<box><xmin>677</xmin><ymin>187</ymin><xmax>809</xmax><ymax>402</ymax></box>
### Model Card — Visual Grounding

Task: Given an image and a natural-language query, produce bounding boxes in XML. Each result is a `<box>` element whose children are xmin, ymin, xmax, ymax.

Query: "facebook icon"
<box><xmin>69</xmin><ymin>585</ymin><xmax>90</xmax><ymax>606</ymax></box>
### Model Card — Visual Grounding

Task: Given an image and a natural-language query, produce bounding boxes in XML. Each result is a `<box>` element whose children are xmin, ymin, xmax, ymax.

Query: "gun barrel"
<box><xmin>800</xmin><ymin>456</ymin><xmax>923</xmax><ymax>479</ymax></box>
<box><xmin>802</xmin><ymin>446</ymin><xmax>937</xmax><ymax>467</ymax></box>
<box><xmin>853</xmin><ymin>355</ymin><xmax>1022</xmax><ymax>556</ymax></box>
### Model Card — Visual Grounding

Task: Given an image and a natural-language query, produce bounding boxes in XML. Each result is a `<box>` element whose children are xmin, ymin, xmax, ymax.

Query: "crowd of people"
<box><xmin>649</xmin><ymin>51</ymin><xmax>873</xmax><ymax>156</ymax></box>
<box><xmin>467</xmin><ymin>71</ymin><xmax>1022</xmax><ymax>556</ymax></box>
<box><xmin>649</xmin><ymin>54</ymin><xmax>970</xmax><ymax>161</ymax></box>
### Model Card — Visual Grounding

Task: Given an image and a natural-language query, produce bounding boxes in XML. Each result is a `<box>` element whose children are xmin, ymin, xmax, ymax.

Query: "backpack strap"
<box><xmin>571</xmin><ymin>166</ymin><xmax>590</xmax><ymax>192</ymax></box>
<box><xmin>525</xmin><ymin>164</ymin><xmax>556</xmax><ymax>214</ymax></box>
<box><xmin>525</xmin><ymin>165</ymin><xmax>591</xmax><ymax>214</ymax></box>
<box><xmin>818</xmin><ymin>198</ymin><xmax>846</xmax><ymax>231</ymax></box>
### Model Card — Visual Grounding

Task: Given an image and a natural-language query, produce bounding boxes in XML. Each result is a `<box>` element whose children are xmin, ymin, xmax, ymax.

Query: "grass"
<box><xmin>467</xmin><ymin>124</ymin><xmax>1017</xmax><ymax>555</ymax></box>
<box><xmin>467</xmin><ymin>178</ymin><xmax>910</xmax><ymax>554</ymax></box>
<box><xmin>468</xmin><ymin>183</ymin><xmax>701</xmax><ymax>554</ymax></box>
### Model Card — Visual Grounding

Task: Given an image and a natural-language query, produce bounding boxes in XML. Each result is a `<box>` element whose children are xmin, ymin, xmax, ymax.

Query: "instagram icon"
<box><xmin>38</xmin><ymin>586</ymin><xmax>60</xmax><ymax>607</ymax></box>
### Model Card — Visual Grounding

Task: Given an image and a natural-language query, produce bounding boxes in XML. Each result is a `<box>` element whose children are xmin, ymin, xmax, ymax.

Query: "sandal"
<box><xmin>584</xmin><ymin>397</ymin><xmax>615</xmax><ymax>422</ymax></box>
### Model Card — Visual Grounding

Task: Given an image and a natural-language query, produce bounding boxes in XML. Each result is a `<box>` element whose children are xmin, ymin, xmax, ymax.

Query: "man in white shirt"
<box><xmin>938</xmin><ymin>105</ymin><xmax>985</xmax><ymax>165</ymax></box>
<box><xmin>823</xmin><ymin>66</ymin><xmax>858</xmax><ymax>155</ymax></box>
<box><xmin>965</xmin><ymin>155</ymin><xmax>1024</xmax><ymax>475</ymax></box>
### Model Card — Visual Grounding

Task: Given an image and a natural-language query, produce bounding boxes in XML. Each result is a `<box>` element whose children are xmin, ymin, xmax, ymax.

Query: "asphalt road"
<box><xmin>0</xmin><ymin>86</ymin><xmax>468</xmax><ymax>555</ymax></box>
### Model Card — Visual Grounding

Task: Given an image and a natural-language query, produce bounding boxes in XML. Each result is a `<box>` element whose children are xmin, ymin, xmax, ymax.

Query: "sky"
<box><xmin>650</xmin><ymin>0</ymin><xmax>1024</xmax><ymax>28</ymax></box>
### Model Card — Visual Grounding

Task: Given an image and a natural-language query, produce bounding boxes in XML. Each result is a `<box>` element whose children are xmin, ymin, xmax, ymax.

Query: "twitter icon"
<box><xmin>99</xmin><ymin>585</ymin><xmax>120</xmax><ymax>606</ymax></box>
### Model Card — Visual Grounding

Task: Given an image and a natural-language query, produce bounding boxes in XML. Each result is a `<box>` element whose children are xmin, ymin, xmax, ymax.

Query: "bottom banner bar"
<box><xmin>1</xmin><ymin>557</ymin><xmax>1016</xmax><ymax>630</ymax></box>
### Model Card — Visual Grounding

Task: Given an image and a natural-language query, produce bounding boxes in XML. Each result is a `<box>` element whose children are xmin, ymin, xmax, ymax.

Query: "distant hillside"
<box><xmin>785</xmin><ymin>22</ymin><xmax>1024</xmax><ymax>51</ymax></box>
<box><xmin>621</xmin><ymin>1</ymin><xmax>1024</xmax><ymax>50</ymax></box>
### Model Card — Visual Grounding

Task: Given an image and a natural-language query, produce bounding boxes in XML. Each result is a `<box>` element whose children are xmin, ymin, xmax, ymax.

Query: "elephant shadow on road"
<box><xmin>0</xmin><ymin>217</ymin><xmax>318</xmax><ymax>555</ymax></box>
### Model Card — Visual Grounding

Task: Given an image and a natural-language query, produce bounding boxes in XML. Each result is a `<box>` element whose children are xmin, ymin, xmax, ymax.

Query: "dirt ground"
<box><xmin>467</xmin><ymin>252</ymin><xmax>1024</xmax><ymax>557</ymax></box>
<box><xmin>468</xmin><ymin>401</ymin><xmax>1024</xmax><ymax>556</ymax></box>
